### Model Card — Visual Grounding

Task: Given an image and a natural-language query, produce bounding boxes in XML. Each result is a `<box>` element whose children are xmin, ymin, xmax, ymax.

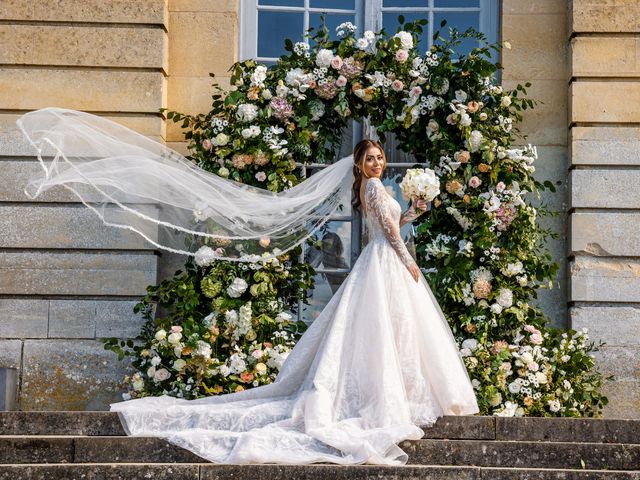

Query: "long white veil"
<box><xmin>17</xmin><ymin>108</ymin><xmax>354</xmax><ymax>262</ymax></box>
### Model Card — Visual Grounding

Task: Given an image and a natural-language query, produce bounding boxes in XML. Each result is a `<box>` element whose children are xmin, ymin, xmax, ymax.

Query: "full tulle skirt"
<box><xmin>111</xmin><ymin>238</ymin><xmax>479</xmax><ymax>464</ymax></box>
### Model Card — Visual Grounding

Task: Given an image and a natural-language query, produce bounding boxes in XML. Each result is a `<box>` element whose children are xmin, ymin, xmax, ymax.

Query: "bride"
<box><xmin>18</xmin><ymin>108</ymin><xmax>478</xmax><ymax>465</ymax></box>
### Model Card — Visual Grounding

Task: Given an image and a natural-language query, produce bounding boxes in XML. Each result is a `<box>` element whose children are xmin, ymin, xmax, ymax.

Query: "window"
<box><xmin>239</xmin><ymin>0</ymin><xmax>499</xmax><ymax>322</ymax></box>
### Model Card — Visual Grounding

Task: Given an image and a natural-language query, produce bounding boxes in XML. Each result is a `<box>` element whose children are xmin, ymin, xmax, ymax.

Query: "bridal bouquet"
<box><xmin>399</xmin><ymin>168</ymin><xmax>440</xmax><ymax>204</ymax></box>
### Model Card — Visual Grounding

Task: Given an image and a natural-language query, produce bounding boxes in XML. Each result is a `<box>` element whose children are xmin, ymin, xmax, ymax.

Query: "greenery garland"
<box><xmin>105</xmin><ymin>18</ymin><xmax>607</xmax><ymax>417</ymax></box>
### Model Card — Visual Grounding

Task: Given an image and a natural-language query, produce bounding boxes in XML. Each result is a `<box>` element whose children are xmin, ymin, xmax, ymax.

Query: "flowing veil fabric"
<box><xmin>17</xmin><ymin>107</ymin><xmax>354</xmax><ymax>261</ymax></box>
<box><xmin>17</xmin><ymin>107</ymin><xmax>479</xmax><ymax>465</ymax></box>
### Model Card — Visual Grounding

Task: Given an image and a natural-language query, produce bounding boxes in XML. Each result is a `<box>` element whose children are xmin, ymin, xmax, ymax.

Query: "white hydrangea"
<box><xmin>469</xmin><ymin>130</ymin><xmax>484</xmax><ymax>152</ymax></box>
<box><xmin>229</xmin><ymin>353</ymin><xmax>247</xmax><ymax>374</ymax></box>
<box><xmin>236</xmin><ymin>103</ymin><xmax>259</xmax><ymax>122</ymax></box>
<box><xmin>227</xmin><ymin>277</ymin><xmax>248</xmax><ymax>298</ymax></box>
<box><xmin>461</xmin><ymin>338</ymin><xmax>479</xmax><ymax>351</ymax></box>
<box><xmin>195</xmin><ymin>340</ymin><xmax>212</xmax><ymax>359</ymax></box>
<box><xmin>241</xmin><ymin>125</ymin><xmax>261</xmax><ymax>138</ymax></box>
<box><xmin>315</xmin><ymin>48</ymin><xmax>334</xmax><ymax>68</ymax></box>
<box><xmin>502</xmin><ymin>261</ymin><xmax>524</xmax><ymax>277</ymax></box>
<box><xmin>250</xmin><ymin>65</ymin><xmax>267</xmax><ymax>87</ymax></box>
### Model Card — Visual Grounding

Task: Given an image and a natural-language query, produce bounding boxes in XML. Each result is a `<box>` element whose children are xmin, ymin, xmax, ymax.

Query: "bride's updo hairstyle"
<box><xmin>352</xmin><ymin>139</ymin><xmax>386</xmax><ymax>211</ymax></box>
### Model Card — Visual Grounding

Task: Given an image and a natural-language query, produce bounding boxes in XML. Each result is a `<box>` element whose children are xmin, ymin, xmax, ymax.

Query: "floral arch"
<box><xmin>106</xmin><ymin>19</ymin><xmax>606</xmax><ymax>417</ymax></box>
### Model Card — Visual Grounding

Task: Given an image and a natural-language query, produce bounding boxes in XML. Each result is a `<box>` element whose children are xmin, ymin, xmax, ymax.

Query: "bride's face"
<box><xmin>362</xmin><ymin>146</ymin><xmax>385</xmax><ymax>178</ymax></box>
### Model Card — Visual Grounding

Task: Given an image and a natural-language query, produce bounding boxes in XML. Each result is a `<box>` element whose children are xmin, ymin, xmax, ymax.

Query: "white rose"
<box><xmin>315</xmin><ymin>48</ymin><xmax>334</xmax><ymax>67</ymax></box>
<box><xmin>213</xmin><ymin>132</ymin><xmax>228</xmax><ymax>146</ymax></box>
<box><xmin>536</xmin><ymin>372</ymin><xmax>548</xmax><ymax>384</ymax></box>
<box><xmin>356</xmin><ymin>37</ymin><xmax>369</xmax><ymax>50</ymax></box>
<box><xmin>227</xmin><ymin>277</ymin><xmax>248</xmax><ymax>298</ymax></box>
<box><xmin>146</xmin><ymin>366</ymin><xmax>156</xmax><ymax>378</ymax></box>
<box><xmin>455</xmin><ymin>89</ymin><xmax>468</xmax><ymax>102</ymax></box>
<box><xmin>393</xmin><ymin>31</ymin><xmax>413</xmax><ymax>50</ymax></box>
<box><xmin>218</xmin><ymin>167</ymin><xmax>230</xmax><ymax>178</ymax></box>
<box><xmin>250</xmin><ymin>65</ymin><xmax>267</xmax><ymax>86</ymax></box>
<box><xmin>497</xmin><ymin>288</ymin><xmax>513</xmax><ymax>308</ymax></box>
<box><xmin>154</xmin><ymin>329</ymin><xmax>166</xmax><ymax>341</ymax></box>
<box><xmin>490</xmin><ymin>303</ymin><xmax>503</xmax><ymax>314</ymax></box>
<box><xmin>173</xmin><ymin>359</ymin><xmax>187</xmax><ymax>371</ymax></box>
<box><xmin>501</xmin><ymin>95</ymin><xmax>512</xmax><ymax>107</ymax></box>
<box><xmin>194</xmin><ymin>245</ymin><xmax>217</xmax><ymax>267</ymax></box>
<box><xmin>459</xmin><ymin>113</ymin><xmax>472</xmax><ymax>127</ymax></box>
<box><xmin>520</xmin><ymin>352</ymin><xmax>534</xmax><ymax>364</ymax></box>
<box><xmin>150</xmin><ymin>356</ymin><xmax>161</xmax><ymax>367</ymax></box>
<box><xmin>132</xmin><ymin>379</ymin><xmax>144</xmax><ymax>391</ymax></box>
<box><xmin>508</xmin><ymin>380</ymin><xmax>521</xmax><ymax>394</ymax></box>
<box><xmin>168</xmin><ymin>332</ymin><xmax>182</xmax><ymax>344</ymax></box>
<box><xmin>154</xmin><ymin>368</ymin><xmax>171</xmax><ymax>382</ymax></box>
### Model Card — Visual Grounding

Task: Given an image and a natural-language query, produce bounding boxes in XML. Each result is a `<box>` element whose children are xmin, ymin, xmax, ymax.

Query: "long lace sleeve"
<box><xmin>365</xmin><ymin>178</ymin><xmax>417</xmax><ymax>271</ymax></box>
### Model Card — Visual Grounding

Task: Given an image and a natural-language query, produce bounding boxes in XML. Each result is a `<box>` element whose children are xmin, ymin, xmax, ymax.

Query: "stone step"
<box><xmin>0</xmin><ymin>436</ymin><xmax>639</xmax><ymax>470</ymax></box>
<box><xmin>1</xmin><ymin>412</ymin><xmax>638</xmax><ymax>443</ymax></box>
<box><xmin>0</xmin><ymin>464</ymin><xmax>638</xmax><ymax>480</ymax></box>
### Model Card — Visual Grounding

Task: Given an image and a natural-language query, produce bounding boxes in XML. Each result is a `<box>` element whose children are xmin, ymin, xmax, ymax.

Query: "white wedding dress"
<box><xmin>111</xmin><ymin>176</ymin><xmax>479</xmax><ymax>465</ymax></box>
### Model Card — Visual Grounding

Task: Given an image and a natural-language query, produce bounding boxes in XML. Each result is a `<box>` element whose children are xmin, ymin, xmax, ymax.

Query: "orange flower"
<box><xmin>467</xmin><ymin>101</ymin><xmax>480</xmax><ymax>113</ymax></box>
<box><xmin>463</xmin><ymin>194</ymin><xmax>471</xmax><ymax>203</ymax></box>
<box><xmin>247</xmin><ymin>86</ymin><xmax>260</xmax><ymax>101</ymax></box>
<box><xmin>478</xmin><ymin>163</ymin><xmax>490</xmax><ymax>173</ymax></box>
<box><xmin>445</xmin><ymin>180</ymin><xmax>463</xmax><ymax>195</ymax></box>
<box><xmin>235</xmin><ymin>385</ymin><xmax>245</xmax><ymax>392</ymax></box>
<box><xmin>240</xmin><ymin>372</ymin><xmax>255</xmax><ymax>383</ymax></box>
<box><xmin>465</xmin><ymin>323</ymin><xmax>477</xmax><ymax>333</ymax></box>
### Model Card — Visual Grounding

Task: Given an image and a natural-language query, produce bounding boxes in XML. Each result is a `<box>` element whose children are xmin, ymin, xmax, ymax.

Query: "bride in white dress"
<box><xmin>17</xmin><ymin>108</ymin><xmax>478</xmax><ymax>465</ymax></box>
<box><xmin>110</xmin><ymin>139</ymin><xmax>479</xmax><ymax>465</ymax></box>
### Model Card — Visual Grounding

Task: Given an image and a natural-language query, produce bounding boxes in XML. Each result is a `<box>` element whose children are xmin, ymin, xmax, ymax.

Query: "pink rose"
<box><xmin>496</xmin><ymin>181</ymin><xmax>506</xmax><ymax>192</ymax></box>
<box><xmin>468</xmin><ymin>176</ymin><xmax>482</xmax><ymax>188</ymax></box>
<box><xmin>202</xmin><ymin>139</ymin><xmax>212</xmax><ymax>151</ymax></box>
<box><xmin>214</xmin><ymin>247</ymin><xmax>225</xmax><ymax>256</ymax></box>
<box><xmin>259</xmin><ymin>236</ymin><xmax>271</xmax><ymax>248</ymax></box>
<box><xmin>170</xmin><ymin>326</ymin><xmax>183</xmax><ymax>333</ymax></box>
<box><xmin>251</xmin><ymin>349</ymin><xmax>264</xmax><ymax>359</ymax></box>
<box><xmin>530</xmin><ymin>333</ymin><xmax>543</xmax><ymax>345</ymax></box>
<box><xmin>330</xmin><ymin>55</ymin><xmax>343</xmax><ymax>70</ymax></box>
<box><xmin>391</xmin><ymin>79</ymin><xmax>404</xmax><ymax>92</ymax></box>
<box><xmin>255</xmin><ymin>171</ymin><xmax>267</xmax><ymax>182</ymax></box>
<box><xmin>395</xmin><ymin>49</ymin><xmax>409</xmax><ymax>63</ymax></box>
<box><xmin>409</xmin><ymin>86</ymin><xmax>422</xmax><ymax>98</ymax></box>
<box><xmin>528</xmin><ymin>362</ymin><xmax>539</xmax><ymax>372</ymax></box>
<box><xmin>446</xmin><ymin>114</ymin><xmax>456</xmax><ymax>125</ymax></box>
<box><xmin>524</xmin><ymin>324</ymin><xmax>536</xmax><ymax>333</ymax></box>
<box><xmin>335</xmin><ymin>75</ymin><xmax>348</xmax><ymax>88</ymax></box>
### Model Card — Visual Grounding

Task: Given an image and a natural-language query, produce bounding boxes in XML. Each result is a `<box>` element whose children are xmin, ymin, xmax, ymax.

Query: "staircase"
<box><xmin>0</xmin><ymin>412</ymin><xmax>638</xmax><ymax>479</ymax></box>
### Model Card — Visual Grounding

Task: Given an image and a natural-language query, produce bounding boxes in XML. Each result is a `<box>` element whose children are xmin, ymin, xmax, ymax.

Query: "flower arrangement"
<box><xmin>104</xmin><ymin>17</ymin><xmax>607</xmax><ymax>415</ymax></box>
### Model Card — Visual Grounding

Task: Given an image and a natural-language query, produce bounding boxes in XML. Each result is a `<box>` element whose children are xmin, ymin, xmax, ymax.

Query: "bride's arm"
<box><xmin>399</xmin><ymin>207</ymin><xmax>420</xmax><ymax>228</ymax></box>
<box><xmin>365</xmin><ymin>178</ymin><xmax>418</xmax><ymax>272</ymax></box>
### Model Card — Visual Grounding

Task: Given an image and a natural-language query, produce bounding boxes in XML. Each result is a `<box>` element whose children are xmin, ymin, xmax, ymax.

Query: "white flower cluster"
<box><xmin>399</xmin><ymin>167</ymin><xmax>440</xmax><ymax>202</ymax></box>
<box><xmin>262</xmin><ymin>125</ymin><xmax>288</xmax><ymax>156</ymax></box>
<box><xmin>210</xmin><ymin>117</ymin><xmax>228</xmax><ymax>134</ymax></box>
<box><xmin>250</xmin><ymin>65</ymin><xmax>267</xmax><ymax>87</ymax></box>
<box><xmin>446</xmin><ymin>206</ymin><xmax>474</xmax><ymax>231</ymax></box>
<box><xmin>423</xmin><ymin>233</ymin><xmax>455</xmax><ymax>260</ymax></box>
<box><xmin>236</xmin><ymin>103</ymin><xmax>259</xmax><ymax>122</ymax></box>
<box><xmin>356</xmin><ymin>30</ymin><xmax>376</xmax><ymax>52</ymax></box>
<box><xmin>336</xmin><ymin>21</ymin><xmax>357</xmax><ymax>38</ymax></box>
<box><xmin>293</xmin><ymin>41</ymin><xmax>310</xmax><ymax>57</ymax></box>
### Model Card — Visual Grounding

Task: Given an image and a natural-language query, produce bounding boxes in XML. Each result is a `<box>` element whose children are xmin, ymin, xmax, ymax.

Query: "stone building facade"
<box><xmin>0</xmin><ymin>0</ymin><xmax>637</xmax><ymax>417</ymax></box>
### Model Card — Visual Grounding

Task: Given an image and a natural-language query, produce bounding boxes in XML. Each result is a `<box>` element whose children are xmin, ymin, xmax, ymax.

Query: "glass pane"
<box><xmin>433</xmin><ymin>11</ymin><xmax>479</xmax><ymax>57</ymax></box>
<box><xmin>258</xmin><ymin>11</ymin><xmax>304</xmax><ymax>58</ymax></box>
<box><xmin>259</xmin><ymin>0</ymin><xmax>304</xmax><ymax>6</ymax></box>
<box><xmin>435</xmin><ymin>0</ymin><xmax>479</xmax><ymax>7</ymax></box>
<box><xmin>305</xmin><ymin>221</ymin><xmax>352</xmax><ymax>269</ymax></box>
<box><xmin>383</xmin><ymin>0</ymin><xmax>428</xmax><ymax>6</ymax></box>
<box><xmin>382</xmin><ymin>12</ymin><xmax>429</xmax><ymax>52</ymax></box>
<box><xmin>311</xmin><ymin>0</ymin><xmax>355</xmax><ymax>8</ymax></box>
<box><xmin>309</xmin><ymin>13</ymin><xmax>356</xmax><ymax>44</ymax></box>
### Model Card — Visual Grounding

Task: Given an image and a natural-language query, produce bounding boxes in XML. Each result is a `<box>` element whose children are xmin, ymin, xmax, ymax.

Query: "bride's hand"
<box><xmin>411</xmin><ymin>198</ymin><xmax>428</xmax><ymax>215</ymax></box>
<box><xmin>408</xmin><ymin>262</ymin><xmax>420</xmax><ymax>282</ymax></box>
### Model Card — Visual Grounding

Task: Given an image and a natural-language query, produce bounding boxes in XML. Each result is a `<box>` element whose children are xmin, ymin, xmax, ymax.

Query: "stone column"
<box><xmin>501</xmin><ymin>1</ymin><xmax>571</xmax><ymax>326</ymax></box>
<box><xmin>569</xmin><ymin>0</ymin><xmax>640</xmax><ymax>418</ymax></box>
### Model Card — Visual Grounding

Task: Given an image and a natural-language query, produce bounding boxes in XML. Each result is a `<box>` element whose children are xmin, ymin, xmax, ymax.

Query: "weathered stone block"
<box><xmin>572</xmin><ymin>36</ymin><xmax>640</xmax><ymax>77</ymax></box>
<box><xmin>601</xmin><ymin>379</ymin><xmax>640</xmax><ymax>419</ymax></box>
<box><xmin>570</xmin><ymin>256</ymin><xmax>640</xmax><ymax>302</ymax></box>
<box><xmin>571</xmin><ymin>0</ymin><xmax>640</xmax><ymax>33</ymax></box>
<box><xmin>0</xmin><ymin>411</ymin><xmax>125</xmax><ymax>436</ymax></box>
<box><xmin>502</xmin><ymin>80</ymin><xmax>568</xmax><ymax>146</ymax></box>
<box><xmin>570</xmin><ymin>169</ymin><xmax>640</xmax><ymax>208</ymax></box>
<box><xmin>0</xmin><ymin>114</ymin><xmax>165</xmax><ymax>158</ymax></box>
<box><xmin>0</xmin><ymin>25</ymin><xmax>166</xmax><ymax>70</ymax></box>
<box><xmin>0</xmin><ymin>251</ymin><xmax>157</xmax><ymax>296</ymax></box>
<box><xmin>167</xmin><ymin>76</ymin><xmax>231</xmax><ymax>142</ymax></box>
<box><xmin>0</xmin><ymin>205</ymin><xmax>156</xmax><ymax>249</ymax></box>
<box><xmin>502</xmin><ymin>13</ymin><xmax>568</xmax><ymax>81</ymax></box>
<box><xmin>0</xmin><ymin>465</ymin><xmax>200</xmax><ymax>480</ymax></box>
<box><xmin>48</xmin><ymin>299</ymin><xmax>145</xmax><ymax>339</ymax></box>
<box><xmin>169</xmin><ymin>12</ymin><xmax>237</xmax><ymax>76</ymax></box>
<box><xmin>503</xmin><ymin>0</ymin><xmax>567</xmax><ymax>14</ymax></box>
<box><xmin>570</xmin><ymin>305</ymin><xmax>640</xmax><ymax>346</ymax></box>
<box><xmin>0</xmin><ymin>340</ymin><xmax>22</xmax><ymax>369</ymax></box>
<box><xmin>570</xmin><ymin>81</ymin><xmax>640</xmax><ymax>123</ymax></box>
<box><xmin>169</xmin><ymin>0</ymin><xmax>237</xmax><ymax>12</ymax></box>
<box><xmin>21</xmin><ymin>340</ymin><xmax>130</xmax><ymax>410</ymax></box>
<box><xmin>593</xmin><ymin>346</ymin><xmax>640</xmax><ymax>380</ymax></box>
<box><xmin>0</xmin><ymin>437</ymin><xmax>74</xmax><ymax>464</ymax></box>
<box><xmin>0</xmin><ymin>69</ymin><xmax>164</xmax><ymax>113</ymax></box>
<box><xmin>571</xmin><ymin>126</ymin><xmax>640</xmax><ymax>166</ymax></box>
<box><xmin>0</xmin><ymin>0</ymin><xmax>167</xmax><ymax>25</ymax></box>
<box><xmin>0</xmin><ymin>299</ymin><xmax>48</xmax><ymax>339</ymax></box>
<box><xmin>75</xmin><ymin>437</ymin><xmax>203</xmax><ymax>463</ymax></box>
<box><xmin>571</xmin><ymin>212</ymin><xmax>640</xmax><ymax>257</ymax></box>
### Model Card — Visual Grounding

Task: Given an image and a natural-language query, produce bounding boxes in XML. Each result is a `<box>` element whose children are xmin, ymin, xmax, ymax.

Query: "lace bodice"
<box><xmin>364</xmin><ymin>178</ymin><xmax>416</xmax><ymax>270</ymax></box>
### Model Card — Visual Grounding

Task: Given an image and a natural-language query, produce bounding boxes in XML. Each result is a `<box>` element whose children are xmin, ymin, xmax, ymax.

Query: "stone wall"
<box><xmin>568</xmin><ymin>0</ymin><xmax>640</xmax><ymax>418</ymax></box>
<box><xmin>501</xmin><ymin>0</ymin><xmax>570</xmax><ymax>328</ymax></box>
<box><xmin>0</xmin><ymin>0</ymin><xmax>239</xmax><ymax>410</ymax></box>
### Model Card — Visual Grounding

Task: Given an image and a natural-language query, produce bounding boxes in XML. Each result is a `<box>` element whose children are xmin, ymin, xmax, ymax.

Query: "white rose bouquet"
<box><xmin>399</xmin><ymin>168</ymin><xmax>440</xmax><ymax>214</ymax></box>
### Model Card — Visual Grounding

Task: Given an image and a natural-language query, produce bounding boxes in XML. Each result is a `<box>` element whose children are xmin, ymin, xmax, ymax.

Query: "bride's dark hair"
<box><xmin>351</xmin><ymin>139</ymin><xmax>386</xmax><ymax>211</ymax></box>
